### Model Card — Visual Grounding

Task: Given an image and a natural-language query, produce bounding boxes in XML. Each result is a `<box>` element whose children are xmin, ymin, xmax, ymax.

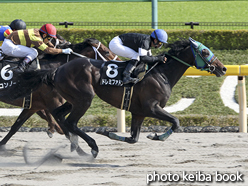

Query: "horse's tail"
<box><xmin>11</xmin><ymin>69</ymin><xmax>55</xmax><ymax>99</ymax></box>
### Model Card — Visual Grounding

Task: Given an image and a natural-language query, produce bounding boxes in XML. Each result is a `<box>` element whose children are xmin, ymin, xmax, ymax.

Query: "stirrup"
<box><xmin>16</xmin><ymin>65</ymin><xmax>25</xmax><ymax>72</ymax></box>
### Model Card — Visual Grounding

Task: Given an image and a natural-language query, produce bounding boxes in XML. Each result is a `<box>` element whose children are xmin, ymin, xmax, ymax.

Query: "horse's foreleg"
<box><xmin>125</xmin><ymin>114</ymin><xmax>144</xmax><ymax>143</ymax></box>
<box><xmin>146</xmin><ymin>103</ymin><xmax>179</xmax><ymax>141</ymax></box>
<box><xmin>0</xmin><ymin>109</ymin><xmax>36</xmax><ymax>149</ymax></box>
<box><xmin>96</xmin><ymin>128</ymin><xmax>127</xmax><ymax>142</ymax></box>
<box><xmin>96</xmin><ymin>114</ymin><xmax>144</xmax><ymax>144</ymax></box>
<box><xmin>36</xmin><ymin>110</ymin><xmax>64</xmax><ymax>138</ymax></box>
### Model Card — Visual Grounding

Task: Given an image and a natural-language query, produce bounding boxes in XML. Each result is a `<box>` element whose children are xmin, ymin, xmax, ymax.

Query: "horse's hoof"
<box><xmin>91</xmin><ymin>149</ymin><xmax>98</xmax><ymax>158</ymax></box>
<box><xmin>147</xmin><ymin>133</ymin><xmax>159</xmax><ymax>140</ymax></box>
<box><xmin>70</xmin><ymin>143</ymin><xmax>78</xmax><ymax>152</ymax></box>
<box><xmin>0</xmin><ymin>145</ymin><xmax>6</xmax><ymax>151</ymax></box>
<box><xmin>125</xmin><ymin>137</ymin><xmax>136</xmax><ymax>144</ymax></box>
<box><xmin>69</xmin><ymin>133</ymin><xmax>79</xmax><ymax>152</ymax></box>
<box><xmin>46</xmin><ymin>131</ymin><xmax>53</xmax><ymax>138</ymax></box>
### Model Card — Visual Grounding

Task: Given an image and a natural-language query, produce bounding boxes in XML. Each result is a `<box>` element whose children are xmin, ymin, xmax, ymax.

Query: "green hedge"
<box><xmin>57</xmin><ymin>28</ymin><xmax>248</xmax><ymax>50</ymax></box>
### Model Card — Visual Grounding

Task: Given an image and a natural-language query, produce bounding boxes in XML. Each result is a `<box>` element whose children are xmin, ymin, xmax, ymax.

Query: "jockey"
<box><xmin>109</xmin><ymin>29</ymin><xmax>168</xmax><ymax>84</ymax></box>
<box><xmin>2</xmin><ymin>23</ymin><xmax>73</xmax><ymax>72</ymax></box>
<box><xmin>0</xmin><ymin>19</ymin><xmax>26</xmax><ymax>46</ymax></box>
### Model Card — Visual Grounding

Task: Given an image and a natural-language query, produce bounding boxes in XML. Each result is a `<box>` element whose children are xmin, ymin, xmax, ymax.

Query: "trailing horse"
<box><xmin>0</xmin><ymin>38</ymin><xmax>120</xmax><ymax>157</ymax></box>
<box><xmin>13</xmin><ymin>38</ymin><xmax>227</xmax><ymax>158</ymax></box>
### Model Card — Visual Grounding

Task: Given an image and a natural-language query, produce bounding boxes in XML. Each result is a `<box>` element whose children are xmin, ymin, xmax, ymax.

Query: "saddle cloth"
<box><xmin>100</xmin><ymin>60</ymin><xmax>146</xmax><ymax>111</ymax></box>
<box><xmin>0</xmin><ymin>58</ymin><xmax>40</xmax><ymax>109</ymax></box>
<box><xmin>100</xmin><ymin>60</ymin><xmax>146</xmax><ymax>87</ymax></box>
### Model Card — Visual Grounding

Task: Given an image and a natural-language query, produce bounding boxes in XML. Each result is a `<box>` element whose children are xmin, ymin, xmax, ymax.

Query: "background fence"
<box><xmin>1</xmin><ymin>21</ymin><xmax>248</xmax><ymax>30</ymax></box>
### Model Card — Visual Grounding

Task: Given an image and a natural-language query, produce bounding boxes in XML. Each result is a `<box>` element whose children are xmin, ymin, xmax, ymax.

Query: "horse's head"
<box><xmin>189</xmin><ymin>37</ymin><xmax>227</xmax><ymax>77</ymax></box>
<box><xmin>89</xmin><ymin>39</ymin><xmax>122</xmax><ymax>61</ymax></box>
<box><xmin>51</xmin><ymin>34</ymin><xmax>71</xmax><ymax>49</ymax></box>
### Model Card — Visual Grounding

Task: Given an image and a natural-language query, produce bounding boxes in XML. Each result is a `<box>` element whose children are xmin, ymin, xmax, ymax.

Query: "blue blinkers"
<box><xmin>189</xmin><ymin>37</ymin><xmax>215</xmax><ymax>69</ymax></box>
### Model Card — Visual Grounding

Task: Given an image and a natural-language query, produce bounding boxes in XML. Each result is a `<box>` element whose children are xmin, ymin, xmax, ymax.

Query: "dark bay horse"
<box><xmin>13</xmin><ymin>38</ymin><xmax>227</xmax><ymax>158</ymax></box>
<box><xmin>0</xmin><ymin>38</ymin><xmax>120</xmax><ymax>155</ymax></box>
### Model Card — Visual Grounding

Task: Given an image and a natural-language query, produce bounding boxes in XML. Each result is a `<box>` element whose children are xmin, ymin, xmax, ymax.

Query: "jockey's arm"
<box><xmin>140</xmin><ymin>55</ymin><xmax>165</xmax><ymax>64</ymax></box>
<box><xmin>47</xmin><ymin>41</ymin><xmax>55</xmax><ymax>48</ymax></box>
<box><xmin>35</xmin><ymin>40</ymin><xmax>62</xmax><ymax>55</ymax></box>
<box><xmin>138</xmin><ymin>48</ymin><xmax>166</xmax><ymax>64</ymax></box>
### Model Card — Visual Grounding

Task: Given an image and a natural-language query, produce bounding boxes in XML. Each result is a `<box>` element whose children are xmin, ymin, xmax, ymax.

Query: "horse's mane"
<box><xmin>67</xmin><ymin>38</ymin><xmax>99</xmax><ymax>51</ymax></box>
<box><xmin>166</xmin><ymin>38</ymin><xmax>190</xmax><ymax>56</ymax></box>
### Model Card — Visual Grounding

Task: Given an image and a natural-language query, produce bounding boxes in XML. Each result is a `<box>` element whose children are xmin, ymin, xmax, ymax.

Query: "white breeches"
<box><xmin>2</xmin><ymin>39</ymin><xmax>38</xmax><ymax>61</ymax></box>
<box><xmin>109</xmin><ymin>36</ymin><xmax>140</xmax><ymax>60</ymax></box>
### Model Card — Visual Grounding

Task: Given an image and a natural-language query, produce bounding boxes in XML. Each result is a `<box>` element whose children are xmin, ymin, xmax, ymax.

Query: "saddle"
<box><xmin>100</xmin><ymin>60</ymin><xmax>147</xmax><ymax>87</ymax></box>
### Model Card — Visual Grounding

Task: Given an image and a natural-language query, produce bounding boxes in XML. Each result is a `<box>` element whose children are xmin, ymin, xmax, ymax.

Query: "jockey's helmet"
<box><xmin>151</xmin><ymin>29</ymin><xmax>168</xmax><ymax>43</ymax></box>
<box><xmin>39</xmin><ymin>24</ymin><xmax>57</xmax><ymax>39</ymax></box>
<box><xmin>9</xmin><ymin>19</ymin><xmax>26</xmax><ymax>31</ymax></box>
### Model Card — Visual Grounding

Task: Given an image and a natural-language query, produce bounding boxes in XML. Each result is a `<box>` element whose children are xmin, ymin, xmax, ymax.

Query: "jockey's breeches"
<box><xmin>2</xmin><ymin>39</ymin><xmax>38</xmax><ymax>61</ymax></box>
<box><xmin>109</xmin><ymin>36</ymin><xmax>140</xmax><ymax>61</ymax></box>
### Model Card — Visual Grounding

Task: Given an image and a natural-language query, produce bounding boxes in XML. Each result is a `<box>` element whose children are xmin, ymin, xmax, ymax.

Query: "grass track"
<box><xmin>1</xmin><ymin>1</ymin><xmax>248</xmax><ymax>23</ymax></box>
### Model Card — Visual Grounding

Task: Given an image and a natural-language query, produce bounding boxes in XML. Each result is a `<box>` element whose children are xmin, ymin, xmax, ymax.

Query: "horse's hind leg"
<box><xmin>96</xmin><ymin>114</ymin><xmax>145</xmax><ymax>144</ymax></box>
<box><xmin>52</xmin><ymin>102</ymin><xmax>73</xmax><ymax>138</ymax></box>
<box><xmin>0</xmin><ymin>109</ymin><xmax>36</xmax><ymax>150</ymax></box>
<box><xmin>64</xmin><ymin>102</ymin><xmax>99</xmax><ymax>158</ymax></box>
<box><xmin>51</xmin><ymin>97</ymin><xmax>98</xmax><ymax>157</ymax></box>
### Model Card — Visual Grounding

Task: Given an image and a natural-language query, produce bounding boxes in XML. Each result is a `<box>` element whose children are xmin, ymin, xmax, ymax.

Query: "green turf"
<box><xmin>2</xmin><ymin>1</ymin><xmax>248</xmax><ymax>23</ymax></box>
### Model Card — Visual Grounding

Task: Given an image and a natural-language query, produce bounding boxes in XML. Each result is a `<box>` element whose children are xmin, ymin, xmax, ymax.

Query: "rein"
<box><xmin>92</xmin><ymin>42</ymin><xmax>107</xmax><ymax>61</ymax></box>
<box><xmin>134</xmin><ymin>50</ymin><xmax>211</xmax><ymax>84</ymax></box>
<box><xmin>163</xmin><ymin>51</ymin><xmax>210</xmax><ymax>71</ymax></box>
<box><xmin>91</xmin><ymin>42</ymin><xmax>119</xmax><ymax>61</ymax></box>
<box><xmin>68</xmin><ymin>42</ymin><xmax>119</xmax><ymax>62</ymax></box>
<box><xmin>71</xmin><ymin>51</ymin><xmax>86</xmax><ymax>58</ymax></box>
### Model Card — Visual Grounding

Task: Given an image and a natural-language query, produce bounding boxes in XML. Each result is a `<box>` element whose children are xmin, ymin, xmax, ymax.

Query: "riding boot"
<box><xmin>17</xmin><ymin>57</ymin><xmax>31</xmax><ymax>72</ymax></box>
<box><xmin>0</xmin><ymin>50</ymin><xmax>4</xmax><ymax>61</ymax></box>
<box><xmin>123</xmin><ymin>60</ymin><xmax>139</xmax><ymax>84</ymax></box>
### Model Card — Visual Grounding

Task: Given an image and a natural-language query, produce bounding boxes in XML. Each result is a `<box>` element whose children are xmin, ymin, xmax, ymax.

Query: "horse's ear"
<box><xmin>86</xmin><ymin>38</ymin><xmax>100</xmax><ymax>48</ymax></box>
<box><xmin>189</xmin><ymin>37</ymin><xmax>198</xmax><ymax>48</ymax></box>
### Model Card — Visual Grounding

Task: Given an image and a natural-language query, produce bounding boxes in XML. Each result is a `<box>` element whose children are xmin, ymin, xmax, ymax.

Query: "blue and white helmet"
<box><xmin>151</xmin><ymin>29</ymin><xmax>168</xmax><ymax>43</ymax></box>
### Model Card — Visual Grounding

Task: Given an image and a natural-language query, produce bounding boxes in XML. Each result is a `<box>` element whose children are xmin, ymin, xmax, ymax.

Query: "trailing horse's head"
<box><xmin>189</xmin><ymin>37</ymin><xmax>227</xmax><ymax>77</ymax></box>
<box><xmin>86</xmin><ymin>38</ymin><xmax>122</xmax><ymax>61</ymax></box>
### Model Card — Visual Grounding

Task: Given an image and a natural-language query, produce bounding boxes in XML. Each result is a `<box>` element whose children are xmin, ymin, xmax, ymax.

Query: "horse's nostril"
<box><xmin>223</xmin><ymin>67</ymin><xmax>227</xmax><ymax>72</ymax></box>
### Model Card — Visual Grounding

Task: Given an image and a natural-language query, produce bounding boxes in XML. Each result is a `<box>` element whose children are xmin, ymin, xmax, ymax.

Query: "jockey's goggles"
<box><xmin>45</xmin><ymin>36</ymin><xmax>52</xmax><ymax>41</ymax></box>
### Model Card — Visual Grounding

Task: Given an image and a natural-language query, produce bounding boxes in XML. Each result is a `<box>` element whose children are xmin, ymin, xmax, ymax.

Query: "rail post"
<box><xmin>117</xmin><ymin>109</ymin><xmax>126</xmax><ymax>132</ymax></box>
<box><xmin>185</xmin><ymin>22</ymin><xmax>199</xmax><ymax>29</ymax></box>
<box><xmin>238</xmin><ymin>76</ymin><xmax>247</xmax><ymax>133</ymax></box>
<box><xmin>151</xmin><ymin>0</ymin><xmax>158</xmax><ymax>29</ymax></box>
<box><xmin>59</xmin><ymin>21</ymin><xmax>74</xmax><ymax>28</ymax></box>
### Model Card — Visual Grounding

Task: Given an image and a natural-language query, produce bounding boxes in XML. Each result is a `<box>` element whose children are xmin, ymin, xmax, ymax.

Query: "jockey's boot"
<box><xmin>17</xmin><ymin>57</ymin><xmax>31</xmax><ymax>72</ymax></box>
<box><xmin>0</xmin><ymin>50</ymin><xmax>4</xmax><ymax>61</ymax></box>
<box><xmin>123</xmin><ymin>59</ymin><xmax>139</xmax><ymax>84</ymax></box>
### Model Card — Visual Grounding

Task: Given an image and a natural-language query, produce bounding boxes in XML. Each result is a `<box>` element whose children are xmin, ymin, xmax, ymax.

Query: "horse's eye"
<box><xmin>201</xmin><ymin>49</ymin><xmax>210</xmax><ymax>58</ymax></box>
<box><xmin>105</xmin><ymin>51</ymin><xmax>110</xmax><ymax>56</ymax></box>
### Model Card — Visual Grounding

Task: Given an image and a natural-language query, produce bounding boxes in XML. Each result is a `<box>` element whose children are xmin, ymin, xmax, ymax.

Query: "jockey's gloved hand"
<box><xmin>62</xmin><ymin>48</ymin><xmax>73</xmax><ymax>54</ymax></box>
<box><xmin>157</xmin><ymin>55</ymin><xmax>167</xmax><ymax>63</ymax></box>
